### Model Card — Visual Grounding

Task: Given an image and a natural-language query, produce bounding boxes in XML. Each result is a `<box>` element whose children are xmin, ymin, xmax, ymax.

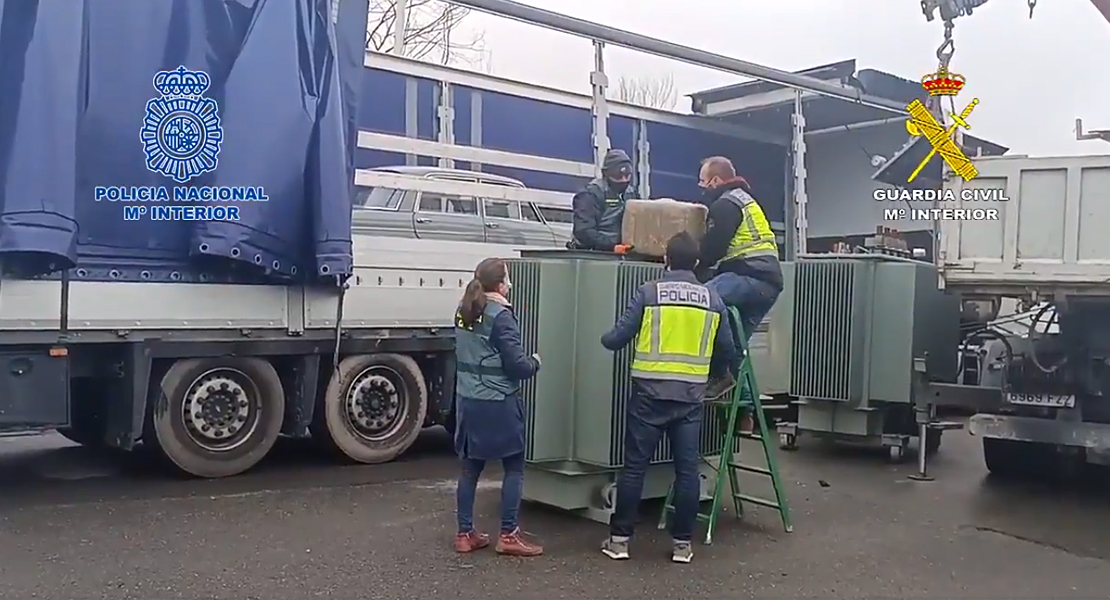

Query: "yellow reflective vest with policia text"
<box><xmin>601</xmin><ymin>272</ymin><xmax>737</xmax><ymax>402</ymax></box>
<box><xmin>613</xmin><ymin>272</ymin><xmax>735</xmax><ymax>402</ymax></box>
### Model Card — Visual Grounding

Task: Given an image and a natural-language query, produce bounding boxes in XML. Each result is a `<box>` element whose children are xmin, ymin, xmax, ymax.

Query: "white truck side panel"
<box><xmin>304</xmin><ymin>235</ymin><xmax>524</xmax><ymax>329</ymax></box>
<box><xmin>939</xmin><ymin>153</ymin><xmax>1110</xmax><ymax>294</ymax></box>
<box><xmin>0</xmin><ymin>236</ymin><xmax>523</xmax><ymax>331</ymax></box>
<box><xmin>0</xmin><ymin>281</ymin><xmax>292</xmax><ymax>331</ymax></box>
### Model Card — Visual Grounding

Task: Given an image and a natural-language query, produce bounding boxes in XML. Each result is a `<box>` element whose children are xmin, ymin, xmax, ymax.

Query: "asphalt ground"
<box><xmin>1</xmin><ymin>427</ymin><xmax>1109</xmax><ymax>600</ymax></box>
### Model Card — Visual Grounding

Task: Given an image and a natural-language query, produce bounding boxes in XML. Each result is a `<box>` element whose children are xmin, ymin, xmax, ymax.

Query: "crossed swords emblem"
<box><xmin>904</xmin><ymin>97</ymin><xmax>980</xmax><ymax>183</ymax></box>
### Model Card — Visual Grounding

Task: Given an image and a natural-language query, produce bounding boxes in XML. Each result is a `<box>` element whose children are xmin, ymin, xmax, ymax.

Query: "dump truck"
<box><xmin>0</xmin><ymin>0</ymin><xmax>484</xmax><ymax>478</ymax></box>
<box><xmin>921</xmin><ymin>152</ymin><xmax>1110</xmax><ymax>477</ymax></box>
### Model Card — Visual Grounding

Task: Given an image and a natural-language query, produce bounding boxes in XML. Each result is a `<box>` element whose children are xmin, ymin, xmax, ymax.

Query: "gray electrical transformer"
<box><xmin>507</xmin><ymin>251</ymin><xmax>722</xmax><ymax>523</ymax></box>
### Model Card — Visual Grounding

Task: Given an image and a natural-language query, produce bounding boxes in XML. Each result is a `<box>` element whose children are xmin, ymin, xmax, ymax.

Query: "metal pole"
<box><xmin>791</xmin><ymin>90</ymin><xmax>808</xmax><ymax>257</ymax></box>
<box><xmin>806</xmin><ymin>116</ymin><xmax>907</xmax><ymax>137</ymax></box>
<box><xmin>635</xmin><ymin>121</ymin><xmax>651</xmax><ymax>198</ymax></box>
<box><xmin>1076</xmin><ymin>118</ymin><xmax>1110</xmax><ymax>143</ymax></box>
<box><xmin>437</xmin><ymin>82</ymin><xmax>455</xmax><ymax>168</ymax></box>
<box><xmin>393</xmin><ymin>0</ymin><xmax>408</xmax><ymax>56</ymax></box>
<box><xmin>911</xmin><ymin>421</ymin><xmax>933</xmax><ymax>480</ymax></box>
<box><xmin>590</xmin><ymin>41</ymin><xmax>610</xmax><ymax>178</ymax></box>
<box><xmin>447</xmin><ymin>0</ymin><xmax>907</xmax><ymax>115</ymax></box>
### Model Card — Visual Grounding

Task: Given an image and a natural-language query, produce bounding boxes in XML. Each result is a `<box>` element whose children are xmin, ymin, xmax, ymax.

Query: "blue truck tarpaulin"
<box><xmin>0</xmin><ymin>0</ymin><xmax>364</xmax><ymax>283</ymax></box>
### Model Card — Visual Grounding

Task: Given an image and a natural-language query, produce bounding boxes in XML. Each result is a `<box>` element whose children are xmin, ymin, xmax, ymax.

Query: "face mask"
<box><xmin>609</xmin><ymin>179</ymin><xmax>630</xmax><ymax>194</ymax></box>
<box><xmin>700</xmin><ymin>186</ymin><xmax>716</xmax><ymax>203</ymax></box>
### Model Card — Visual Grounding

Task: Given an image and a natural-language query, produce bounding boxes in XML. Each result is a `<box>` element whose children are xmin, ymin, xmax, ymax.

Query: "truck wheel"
<box><xmin>146</xmin><ymin>357</ymin><xmax>285</xmax><ymax>478</ymax></box>
<box><xmin>313</xmin><ymin>353</ymin><xmax>427</xmax><ymax>464</ymax></box>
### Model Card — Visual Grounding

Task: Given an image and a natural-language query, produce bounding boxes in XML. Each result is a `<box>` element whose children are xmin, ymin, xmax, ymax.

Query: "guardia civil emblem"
<box><xmin>140</xmin><ymin>66</ymin><xmax>223</xmax><ymax>184</ymax></box>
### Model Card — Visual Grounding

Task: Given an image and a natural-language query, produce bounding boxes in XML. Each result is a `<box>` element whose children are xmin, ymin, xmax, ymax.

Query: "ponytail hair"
<box><xmin>457</xmin><ymin>257</ymin><xmax>508</xmax><ymax>327</ymax></box>
<box><xmin>458</xmin><ymin>278</ymin><xmax>487</xmax><ymax>327</ymax></box>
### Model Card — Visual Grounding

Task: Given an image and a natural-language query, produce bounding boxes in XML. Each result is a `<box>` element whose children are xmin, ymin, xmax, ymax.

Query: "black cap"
<box><xmin>602</xmin><ymin>149</ymin><xmax>633</xmax><ymax>178</ymax></box>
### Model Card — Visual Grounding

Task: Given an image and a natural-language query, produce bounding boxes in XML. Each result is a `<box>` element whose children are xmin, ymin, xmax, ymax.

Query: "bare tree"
<box><xmin>610</xmin><ymin>74</ymin><xmax>679</xmax><ymax>110</ymax></box>
<box><xmin>366</xmin><ymin>0</ymin><xmax>487</xmax><ymax>67</ymax></box>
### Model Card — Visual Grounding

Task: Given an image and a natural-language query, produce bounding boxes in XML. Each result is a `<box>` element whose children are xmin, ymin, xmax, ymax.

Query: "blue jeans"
<box><xmin>456</xmin><ymin>452</ymin><xmax>525</xmax><ymax>534</ymax></box>
<box><xmin>610</xmin><ymin>393</ymin><xmax>703</xmax><ymax>542</ymax></box>
<box><xmin>706</xmin><ymin>271</ymin><xmax>781</xmax><ymax>341</ymax></box>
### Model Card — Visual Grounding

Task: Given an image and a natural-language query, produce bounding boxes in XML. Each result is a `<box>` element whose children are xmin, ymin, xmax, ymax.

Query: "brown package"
<box><xmin>621</xmin><ymin>199</ymin><xmax>708</xmax><ymax>258</ymax></box>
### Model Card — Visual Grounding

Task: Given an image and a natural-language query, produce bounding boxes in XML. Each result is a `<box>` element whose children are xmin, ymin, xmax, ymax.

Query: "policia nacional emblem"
<box><xmin>140</xmin><ymin>66</ymin><xmax>224</xmax><ymax>184</ymax></box>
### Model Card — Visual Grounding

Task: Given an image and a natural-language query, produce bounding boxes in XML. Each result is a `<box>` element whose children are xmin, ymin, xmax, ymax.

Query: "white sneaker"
<box><xmin>601</xmin><ymin>537</ymin><xmax>630</xmax><ymax>560</ymax></box>
<box><xmin>671</xmin><ymin>541</ymin><xmax>693</xmax><ymax>563</ymax></box>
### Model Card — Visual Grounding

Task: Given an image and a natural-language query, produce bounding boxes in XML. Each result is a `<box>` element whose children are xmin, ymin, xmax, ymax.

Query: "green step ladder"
<box><xmin>657</xmin><ymin>306</ymin><xmax>793</xmax><ymax>544</ymax></box>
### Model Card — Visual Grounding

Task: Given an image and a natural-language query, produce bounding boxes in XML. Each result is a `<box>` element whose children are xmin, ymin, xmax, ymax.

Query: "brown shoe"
<box><xmin>455</xmin><ymin>530</ymin><xmax>491</xmax><ymax>553</ymax></box>
<box><xmin>496</xmin><ymin>528</ymin><xmax>543</xmax><ymax>557</ymax></box>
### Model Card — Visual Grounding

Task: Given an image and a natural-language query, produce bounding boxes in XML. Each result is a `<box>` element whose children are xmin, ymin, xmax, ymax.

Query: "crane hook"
<box><xmin>935</xmin><ymin>20</ymin><xmax>956</xmax><ymax>68</ymax></box>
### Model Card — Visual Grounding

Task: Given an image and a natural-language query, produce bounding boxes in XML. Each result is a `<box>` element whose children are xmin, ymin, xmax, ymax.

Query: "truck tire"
<box><xmin>313</xmin><ymin>353</ymin><xmax>427</xmax><ymax>464</ymax></box>
<box><xmin>145</xmin><ymin>357</ymin><xmax>285</xmax><ymax>478</ymax></box>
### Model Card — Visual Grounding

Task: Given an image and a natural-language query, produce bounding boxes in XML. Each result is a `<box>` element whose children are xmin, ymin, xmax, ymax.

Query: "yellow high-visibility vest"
<box><xmin>719</xmin><ymin>188</ymin><xmax>778</xmax><ymax>264</ymax></box>
<box><xmin>629</xmin><ymin>280</ymin><xmax>721</xmax><ymax>384</ymax></box>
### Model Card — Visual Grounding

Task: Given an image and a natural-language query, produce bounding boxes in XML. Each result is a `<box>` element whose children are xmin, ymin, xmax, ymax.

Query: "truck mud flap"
<box><xmin>280</xmin><ymin>354</ymin><xmax>320</xmax><ymax>437</ymax></box>
<box><xmin>0</xmin><ymin>349</ymin><xmax>70</xmax><ymax>429</ymax></box>
<box><xmin>99</xmin><ymin>343</ymin><xmax>154</xmax><ymax>450</ymax></box>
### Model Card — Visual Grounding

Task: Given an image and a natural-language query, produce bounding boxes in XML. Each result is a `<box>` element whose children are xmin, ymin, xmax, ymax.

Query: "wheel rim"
<box><xmin>343</xmin><ymin>366</ymin><xmax>408</xmax><ymax>442</ymax></box>
<box><xmin>180</xmin><ymin>368</ymin><xmax>262</xmax><ymax>452</ymax></box>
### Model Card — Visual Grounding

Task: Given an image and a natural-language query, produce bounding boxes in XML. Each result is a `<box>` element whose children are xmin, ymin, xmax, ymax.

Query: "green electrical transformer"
<box><xmin>772</xmin><ymin>254</ymin><xmax>962</xmax><ymax>459</ymax></box>
<box><xmin>506</xmin><ymin>251</ymin><xmax>724</xmax><ymax>523</ymax></box>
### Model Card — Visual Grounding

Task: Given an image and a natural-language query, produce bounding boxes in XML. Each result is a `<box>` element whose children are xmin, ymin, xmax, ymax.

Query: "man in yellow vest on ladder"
<box><xmin>694</xmin><ymin>156</ymin><xmax>784</xmax><ymax>410</ymax></box>
<box><xmin>599</xmin><ymin>232</ymin><xmax>737</xmax><ymax>563</ymax></box>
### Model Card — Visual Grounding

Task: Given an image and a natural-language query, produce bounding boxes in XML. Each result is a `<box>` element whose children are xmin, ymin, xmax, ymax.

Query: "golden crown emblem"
<box><xmin>920</xmin><ymin>67</ymin><xmax>966</xmax><ymax>96</ymax></box>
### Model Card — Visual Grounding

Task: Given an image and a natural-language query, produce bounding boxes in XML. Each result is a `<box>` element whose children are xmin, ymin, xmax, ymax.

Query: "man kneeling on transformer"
<box><xmin>598</xmin><ymin>232</ymin><xmax>737</xmax><ymax>564</ymax></box>
<box><xmin>695</xmin><ymin>156</ymin><xmax>784</xmax><ymax>401</ymax></box>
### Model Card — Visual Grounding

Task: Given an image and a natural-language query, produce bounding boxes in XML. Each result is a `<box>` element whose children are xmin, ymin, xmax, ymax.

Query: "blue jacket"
<box><xmin>601</xmin><ymin>270</ymin><xmax>737</xmax><ymax>402</ymax></box>
<box><xmin>454</xmin><ymin>300</ymin><xmax>539</xmax><ymax>460</ymax></box>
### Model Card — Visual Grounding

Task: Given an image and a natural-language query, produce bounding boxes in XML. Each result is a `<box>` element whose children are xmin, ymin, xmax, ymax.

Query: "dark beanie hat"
<box><xmin>602</xmin><ymin>149</ymin><xmax>632</xmax><ymax>174</ymax></box>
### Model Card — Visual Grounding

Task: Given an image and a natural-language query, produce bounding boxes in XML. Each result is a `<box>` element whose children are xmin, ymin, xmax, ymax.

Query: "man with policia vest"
<box><xmin>598</xmin><ymin>232</ymin><xmax>737</xmax><ymax>564</ymax></box>
<box><xmin>695</xmin><ymin>156</ymin><xmax>784</xmax><ymax>400</ymax></box>
<box><xmin>567</xmin><ymin>149</ymin><xmax>635</xmax><ymax>253</ymax></box>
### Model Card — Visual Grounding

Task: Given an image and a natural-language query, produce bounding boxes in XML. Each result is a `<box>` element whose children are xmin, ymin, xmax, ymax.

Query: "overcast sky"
<box><xmin>447</xmin><ymin>0</ymin><xmax>1109</xmax><ymax>156</ymax></box>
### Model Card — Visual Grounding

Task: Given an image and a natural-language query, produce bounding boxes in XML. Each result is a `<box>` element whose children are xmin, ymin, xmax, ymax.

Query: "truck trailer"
<box><xmin>0</xmin><ymin>0</ymin><xmax>491</xmax><ymax>478</ymax></box>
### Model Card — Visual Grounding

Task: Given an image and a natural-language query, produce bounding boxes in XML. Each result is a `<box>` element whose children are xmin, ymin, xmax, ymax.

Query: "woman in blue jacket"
<box><xmin>453</xmin><ymin>257</ymin><xmax>543</xmax><ymax>557</ymax></box>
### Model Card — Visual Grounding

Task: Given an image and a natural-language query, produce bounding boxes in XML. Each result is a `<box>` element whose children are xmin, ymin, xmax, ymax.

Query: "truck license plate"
<box><xmin>1005</xmin><ymin>393</ymin><xmax>1075</xmax><ymax>408</ymax></box>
